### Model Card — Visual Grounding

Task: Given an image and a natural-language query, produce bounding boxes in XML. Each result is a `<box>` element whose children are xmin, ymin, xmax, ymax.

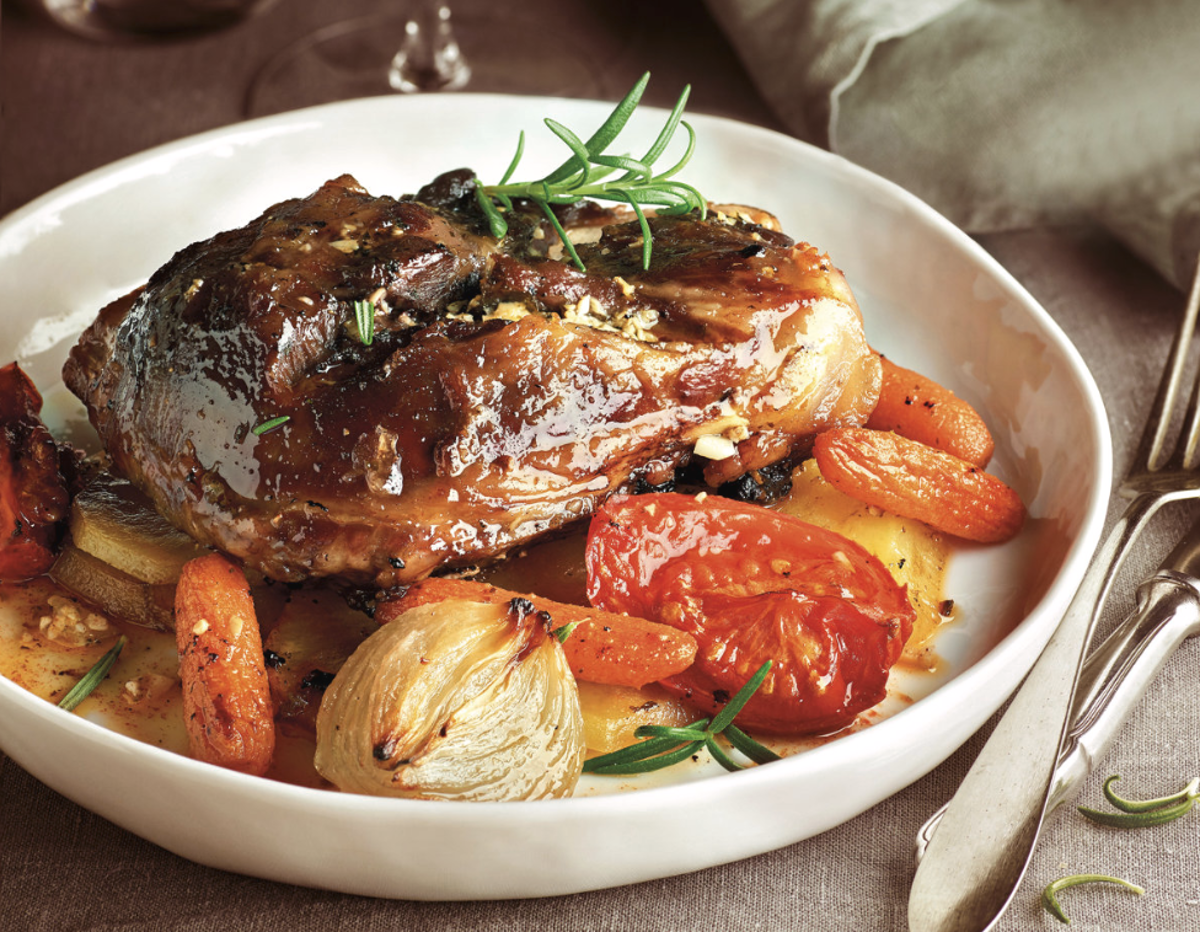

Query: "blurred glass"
<box><xmin>245</xmin><ymin>1</ymin><xmax>607</xmax><ymax>118</ymax></box>
<box><xmin>35</xmin><ymin>0</ymin><xmax>274</xmax><ymax>40</ymax></box>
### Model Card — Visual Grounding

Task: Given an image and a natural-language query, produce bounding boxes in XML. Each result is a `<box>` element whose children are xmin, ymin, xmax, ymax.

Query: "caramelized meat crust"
<box><xmin>64</xmin><ymin>171</ymin><xmax>880</xmax><ymax>588</ymax></box>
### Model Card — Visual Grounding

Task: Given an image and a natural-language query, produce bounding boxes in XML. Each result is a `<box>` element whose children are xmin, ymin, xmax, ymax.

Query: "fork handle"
<box><xmin>1049</xmin><ymin>568</ymin><xmax>1200</xmax><ymax>808</ymax></box>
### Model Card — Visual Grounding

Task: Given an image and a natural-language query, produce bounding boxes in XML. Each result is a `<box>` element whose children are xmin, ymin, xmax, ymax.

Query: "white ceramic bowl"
<box><xmin>0</xmin><ymin>94</ymin><xmax>1111</xmax><ymax>900</ymax></box>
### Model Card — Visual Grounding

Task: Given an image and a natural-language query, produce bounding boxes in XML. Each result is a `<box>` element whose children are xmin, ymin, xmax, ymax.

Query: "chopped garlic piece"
<box><xmin>122</xmin><ymin>674</ymin><xmax>178</xmax><ymax>708</ymax></box>
<box><xmin>37</xmin><ymin>596</ymin><xmax>113</xmax><ymax>648</ymax></box>
<box><xmin>694</xmin><ymin>435</ymin><xmax>738</xmax><ymax>460</ymax></box>
<box><xmin>482</xmin><ymin>302</ymin><xmax>531</xmax><ymax>323</ymax></box>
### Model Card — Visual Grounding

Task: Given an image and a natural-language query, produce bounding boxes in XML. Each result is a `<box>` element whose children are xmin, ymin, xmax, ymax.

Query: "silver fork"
<box><xmin>908</xmin><ymin>252</ymin><xmax>1200</xmax><ymax>932</ymax></box>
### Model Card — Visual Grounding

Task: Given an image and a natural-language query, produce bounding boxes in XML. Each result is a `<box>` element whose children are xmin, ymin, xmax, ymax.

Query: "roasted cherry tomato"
<box><xmin>586</xmin><ymin>492</ymin><xmax>915</xmax><ymax>735</ymax></box>
<box><xmin>0</xmin><ymin>362</ymin><xmax>72</xmax><ymax>582</ymax></box>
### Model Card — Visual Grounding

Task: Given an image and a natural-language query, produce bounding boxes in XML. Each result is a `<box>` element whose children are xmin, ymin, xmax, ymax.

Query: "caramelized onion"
<box><xmin>315</xmin><ymin>597</ymin><xmax>584</xmax><ymax>801</ymax></box>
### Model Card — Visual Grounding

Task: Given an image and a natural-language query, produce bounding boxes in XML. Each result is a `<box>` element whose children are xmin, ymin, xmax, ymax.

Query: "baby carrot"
<box><xmin>867</xmin><ymin>356</ymin><xmax>995</xmax><ymax>468</ymax></box>
<box><xmin>813</xmin><ymin>427</ymin><xmax>1025</xmax><ymax>544</ymax></box>
<box><xmin>175</xmin><ymin>553</ymin><xmax>276</xmax><ymax>776</ymax></box>
<box><xmin>379</xmin><ymin>577</ymin><xmax>698</xmax><ymax>689</ymax></box>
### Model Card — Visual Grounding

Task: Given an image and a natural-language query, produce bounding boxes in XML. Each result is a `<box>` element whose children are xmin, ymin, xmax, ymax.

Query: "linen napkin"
<box><xmin>704</xmin><ymin>0</ymin><xmax>1200</xmax><ymax>289</ymax></box>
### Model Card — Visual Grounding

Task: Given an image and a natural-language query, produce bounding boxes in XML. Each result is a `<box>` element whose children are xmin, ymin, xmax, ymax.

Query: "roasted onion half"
<box><xmin>315</xmin><ymin>597</ymin><xmax>585</xmax><ymax>801</ymax></box>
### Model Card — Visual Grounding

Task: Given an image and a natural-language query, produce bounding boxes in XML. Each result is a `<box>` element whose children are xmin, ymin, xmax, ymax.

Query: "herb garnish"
<box><xmin>474</xmin><ymin>72</ymin><xmax>706</xmax><ymax>273</ymax></box>
<box><xmin>1078</xmin><ymin>773</ymin><xmax>1200</xmax><ymax>828</ymax></box>
<box><xmin>252</xmin><ymin>415</ymin><xmax>290</xmax><ymax>436</ymax></box>
<box><xmin>583</xmin><ymin>660</ymin><xmax>781</xmax><ymax>775</ymax></box>
<box><xmin>352</xmin><ymin>298</ymin><xmax>375</xmax><ymax>346</ymax></box>
<box><xmin>58</xmin><ymin>635</ymin><xmax>127</xmax><ymax>712</ymax></box>
<box><xmin>1041</xmin><ymin>874</ymin><xmax>1144</xmax><ymax>925</ymax></box>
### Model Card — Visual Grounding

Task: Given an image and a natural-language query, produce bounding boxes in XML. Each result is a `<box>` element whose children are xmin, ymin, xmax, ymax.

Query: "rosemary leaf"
<box><xmin>474</xmin><ymin>186</ymin><xmax>508</xmax><ymax>240</ymax></box>
<box><xmin>581</xmin><ymin>732</ymin><xmax>697</xmax><ymax>772</ymax></box>
<box><xmin>586</xmin><ymin>740</ymin><xmax>704</xmax><ymax>776</ymax></box>
<box><xmin>1078</xmin><ymin>797</ymin><xmax>1195</xmax><ymax>829</ymax></box>
<box><xmin>725</xmin><ymin>724</ymin><xmax>783</xmax><ymax>765</ymax></box>
<box><xmin>1077</xmin><ymin>773</ymin><xmax>1200</xmax><ymax>827</ymax></box>
<box><xmin>710</xmin><ymin>660</ymin><xmax>772</xmax><ymax>734</ymax></box>
<box><xmin>352</xmin><ymin>298</ymin><xmax>375</xmax><ymax>346</ymax></box>
<box><xmin>654</xmin><ymin>122</ymin><xmax>699</xmax><ymax>183</ymax></box>
<box><xmin>544</xmin><ymin>119</ymin><xmax>598</xmax><ymax>187</ymax></box>
<box><xmin>705</xmin><ymin>735</ymin><xmax>743</xmax><ymax>773</ymax></box>
<box><xmin>1102</xmin><ymin>774</ymin><xmax>1200</xmax><ymax>813</ymax></box>
<box><xmin>630</xmin><ymin>86</ymin><xmax>690</xmax><ymax>175</ymax></box>
<box><xmin>252</xmin><ymin>415</ymin><xmax>290</xmax><ymax>436</ymax></box>
<box><xmin>541</xmin><ymin>72</ymin><xmax>649</xmax><ymax>186</ymax></box>
<box><xmin>613</xmin><ymin>189</ymin><xmax>653</xmax><ymax>270</ymax></box>
<box><xmin>539</xmin><ymin>203</ymin><xmax>583</xmax><ymax>270</ymax></box>
<box><xmin>497</xmin><ymin>130</ymin><xmax>525</xmax><ymax>186</ymax></box>
<box><xmin>634</xmin><ymin>723</ymin><xmax>712</xmax><ymax>742</ymax></box>
<box><xmin>1041</xmin><ymin>874</ymin><xmax>1144</xmax><ymax>925</ymax></box>
<box><xmin>59</xmin><ymin>635</ymin><xmax>127</xmax><ymax>712</ymax></box>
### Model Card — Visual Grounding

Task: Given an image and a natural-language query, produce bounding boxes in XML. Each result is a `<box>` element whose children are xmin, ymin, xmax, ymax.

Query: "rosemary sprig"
<box><xmin>1041</xmin><ymin>874</ymin><xmax>1144</xmax><ymax>924</ymax></box>
<box><xmin>1078</xmin><ymin>774</ymin><xmax>1200</xmax><ymax>828</ymax></box>
<box><xmin>583</xmin><ymin>660</ymin><xmax>781</xmax><ymax>775</ymax></box>
<box><xmin>59</xmin><ymin>635</ymin><xmax>127</xmax><ymax>712</ymax></box>
<box><xmin>474</xmin><ymin>72</ymin><xmax>706</xmax><ymax>272</ymax></box>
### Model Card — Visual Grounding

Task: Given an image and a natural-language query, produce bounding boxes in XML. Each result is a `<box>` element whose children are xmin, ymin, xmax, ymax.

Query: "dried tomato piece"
<box><xmin>0</xmin><ymin>362</ymin><xmax>72</xmax><ymax>581</ymax></box>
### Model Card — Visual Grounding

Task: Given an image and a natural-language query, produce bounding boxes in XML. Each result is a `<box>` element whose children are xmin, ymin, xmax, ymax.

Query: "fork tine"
<box><xmin>1130</xmin><ymin>251</ymin><xmax>1200</xmax><ymax>475</ymax></box>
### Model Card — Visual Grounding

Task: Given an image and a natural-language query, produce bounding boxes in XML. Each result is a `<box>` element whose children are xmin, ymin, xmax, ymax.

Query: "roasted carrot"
<box><xmin>175</xmin><ymin>553</ymin><xmax>276</xmax><ymax>775</ymax></box>
<box><xmin>813</xmin><ymin>427</ymin><xmax>1025</xmax><ymax>544</ymax></box>
<box><xmin>867</xmin><ymin>356</ymin><xmax>995</xmax><ymax>468</ymax></box>
<box><xmin>379</xmin><ymin>577</ymin><xmax>698</xmax><ymax>689</ymax></box>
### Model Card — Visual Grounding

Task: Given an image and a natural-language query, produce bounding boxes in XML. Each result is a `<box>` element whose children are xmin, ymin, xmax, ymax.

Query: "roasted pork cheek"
<box><xmin>64</xmin><ymin>172</ymin><xmax>881</xmax><ymax>588</ymax></box>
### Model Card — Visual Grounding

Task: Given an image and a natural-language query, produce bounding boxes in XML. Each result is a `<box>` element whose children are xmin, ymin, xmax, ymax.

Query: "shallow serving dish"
<box><xmin>0</xmin><ymin>93</ymin><xmax>1111</xmax><ymax>900</ymax></box>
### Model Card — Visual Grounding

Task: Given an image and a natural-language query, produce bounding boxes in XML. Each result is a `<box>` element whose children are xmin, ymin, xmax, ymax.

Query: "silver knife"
<box><xmin>908</xmin><ymin>513</ymin><xmax>1200</xmax><ymax>932</ymax></box>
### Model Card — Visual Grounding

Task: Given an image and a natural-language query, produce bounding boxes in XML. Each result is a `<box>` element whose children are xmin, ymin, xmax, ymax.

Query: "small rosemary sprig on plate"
<box><xmin>58</xmin><ymin>635</ymin><xmax>127</xmax><ymax>712</ymax></box>
<box><xmin>1041</xmin><ymin>874</ymin><xmax>1144</xmax><ymax>924</ymax></box>
<box><xmin>474</xmin><ymin>72</ymin><xmax>707</xmax><ymax>272</ymax></box>
<box><xmin>352</xmin><ymin>298</ymin><xmax>376</xmax><ymax>346</ymax></box>
<box><xmin>252</xmin><ymin>415</ymin><xmax>290</xmax><ymax>436</ymax></box>
<box><xmin>1078</xmin><ymin>773</ymin><xmax>1200</xmax><ymax>828</ymax></box>
<box><xmin>583</xmin><ymin>660</ymin><xmax>781</xmax><ymax>775</ymax></box>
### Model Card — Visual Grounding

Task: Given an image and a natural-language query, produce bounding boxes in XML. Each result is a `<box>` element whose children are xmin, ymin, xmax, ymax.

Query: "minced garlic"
<box><xmin>37</xmin><ymin>595</ymin><xmax>113</xmax><ymax>648</ymax></box>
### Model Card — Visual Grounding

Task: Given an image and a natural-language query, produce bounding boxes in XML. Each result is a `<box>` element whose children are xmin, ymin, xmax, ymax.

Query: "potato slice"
<box><xmin>578</xmin><ymin>681</ymin><xmax>696</xmax><ymax>754</ymax></box>
<box><xmin>777</xmin><ymin>459</ymin><xmax>952</xmax><ymax>667</ymax></box>
<box><xmin>70</xmin><ymin>472</ymin><xmax>206</xmax><ymax>585</ymax></box>
<box><xmin>48</xmin><ymin>543</ymin><xmax>176</xmax><ymax>631</ymax></box>
<box><xmin>264</xmin><ymin>589</ymin><xmax>378</xmax><ymax>730</ymax></box>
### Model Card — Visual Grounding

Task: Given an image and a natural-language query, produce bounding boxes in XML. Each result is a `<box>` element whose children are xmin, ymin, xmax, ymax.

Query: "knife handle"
<box><xmin>915</xmin><ymin>568</ymin><xmax>1200</xmax><ymax>861</ymax></box>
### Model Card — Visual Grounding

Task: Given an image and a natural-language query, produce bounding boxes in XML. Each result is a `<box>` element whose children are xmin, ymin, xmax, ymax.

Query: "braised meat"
<box><xmin>64</xmin><ymin>172</ymin><xmax>880</xmax><ymax>588</ymax></box>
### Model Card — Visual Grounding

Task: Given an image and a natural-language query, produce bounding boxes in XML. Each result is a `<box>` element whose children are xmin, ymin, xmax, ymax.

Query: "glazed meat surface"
<box><xmin>64</xmin><ymin>172</ymin><xmax>881</xmax><ymax>588</ymax></box>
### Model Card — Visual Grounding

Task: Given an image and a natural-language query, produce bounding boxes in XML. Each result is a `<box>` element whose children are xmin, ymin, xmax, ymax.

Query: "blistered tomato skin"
<box><xmin>0</xmin><ymin>362</ymin><xmax>72</xmax><ymax>582</ymax></box>
<box><xmin>586</xmin><ymin>493</ymin><xmax>915</xmax><ymax>735</ymax></box>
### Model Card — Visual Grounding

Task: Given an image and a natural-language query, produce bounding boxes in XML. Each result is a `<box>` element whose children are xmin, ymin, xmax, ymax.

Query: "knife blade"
<box><xmin>908</xmin><ymin>509</ymin><xmax>1200</xmax><ymax>932</ymax></box>
<box><xmin>913</xmin><ymin>519</ymin><xmax>1200</xmax><ymax>863</ymax></box>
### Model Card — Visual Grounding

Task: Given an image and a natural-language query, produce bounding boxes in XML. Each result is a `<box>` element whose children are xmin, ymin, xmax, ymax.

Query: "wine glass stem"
<box><xmin>388</xmin><ymin>0</ymin><xmax>471</xmax><ymax>93</ymax></box>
